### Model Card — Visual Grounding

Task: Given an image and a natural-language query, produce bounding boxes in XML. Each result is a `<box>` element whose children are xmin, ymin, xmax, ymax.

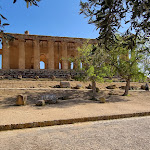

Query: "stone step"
<box><xmin>0</xmin><ymin>69</ymin><xmax>81</xmax><ymax>79</ymax></box>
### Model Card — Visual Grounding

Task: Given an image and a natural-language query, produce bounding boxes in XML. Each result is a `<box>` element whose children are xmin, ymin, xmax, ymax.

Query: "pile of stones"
<box><xmin>36</xmin><ymin>94</ymin><xmax>58</xmax><ymax>106</ymax></box>
<box><xmin>86</xmin><ymin>84</ymin><xmax>99</xmax><ymax>92</ymax></box>
<box><xmin>86</xmin><ymin>84</ymin><xmax>92</xmax><ymax>89</ymax></box>
<box><xmin>74</xmin><ymin>84</ymin><xmax>82</xmax><ymax>89</ymax></box>
<box><xmin>119</xmin><ymin>86</ymin><xmax>138</xmax><ymax>90</ymax></box>
<box><xmin>106</xmin><ymin>85</ymin><xmax>116</xmax><ymax>89</ymax></box>
<box><xmin>141</xmin><ymin>83</ymin><xmax>149</xmax><ymax>91</ymax></box>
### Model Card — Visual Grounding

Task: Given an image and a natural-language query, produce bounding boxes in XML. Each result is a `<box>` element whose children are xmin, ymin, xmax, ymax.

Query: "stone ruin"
<box><xmin>0</xmin><ymin>32</ymin><xmax>97</xmax><ymax>78</ymax></box>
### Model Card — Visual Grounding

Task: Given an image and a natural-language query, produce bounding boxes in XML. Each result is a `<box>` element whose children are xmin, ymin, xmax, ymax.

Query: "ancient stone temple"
<box><xmin>1</xmin><ymin>31</ymin><xmax>96</xmax><ymax>70</ymax></box>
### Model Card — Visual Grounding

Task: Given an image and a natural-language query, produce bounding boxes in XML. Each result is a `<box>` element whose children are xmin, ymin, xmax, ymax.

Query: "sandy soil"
<box><xmin>0</xmin><ymin>80</ymin><xmax>145</xmax><ymax>89</ymax></box>
<box><xmin>0</xmin><ymin>80</ymin><xmax>150</xmax><ymax>125</ymax></box>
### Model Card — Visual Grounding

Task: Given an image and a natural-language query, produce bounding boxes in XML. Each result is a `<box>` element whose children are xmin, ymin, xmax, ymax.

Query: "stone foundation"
<box><xmin>0</xmin><ymin>69</ymin><xmax>80</xmax><ymax>79</ymax></box>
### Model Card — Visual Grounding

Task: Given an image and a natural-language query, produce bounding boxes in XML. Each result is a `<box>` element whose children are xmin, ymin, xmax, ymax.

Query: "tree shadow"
<box><xmin>0</xmin><ymin>89</ymin><xmax>130</xmax><ymax>109</ymax></box>
<box><xmin>106</xmin><ymin>95</ymin><xmax>129</xmax><ymax>103</ymax></box>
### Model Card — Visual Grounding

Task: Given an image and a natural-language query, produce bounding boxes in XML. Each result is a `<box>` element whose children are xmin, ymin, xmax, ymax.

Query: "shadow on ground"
<box><xmin>0</xmin><ymin>89</ymin><xmax>129</xmax><ymax>109</ymax></box>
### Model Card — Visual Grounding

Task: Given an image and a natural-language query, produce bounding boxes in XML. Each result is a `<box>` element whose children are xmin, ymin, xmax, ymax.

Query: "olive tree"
<box><xmin>80</xmin><ymin>0</ymin><xmax>149</xmax><ymax>47</ymax></box>
<box><xmin>73</xmin><ymin>41</ymin><xmax>114</xmax><ymax>99</ymax></box>
<box><xmin>108</xmin><ymin>34</ymin><xmax>148</xmax><ymax>96</ymax></box>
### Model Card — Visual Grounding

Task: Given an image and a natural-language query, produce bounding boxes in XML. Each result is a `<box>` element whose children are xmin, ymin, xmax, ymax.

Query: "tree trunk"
<box><xmin>123</xmin><ymin>78</ymin><xmax>130</xmax><ymax>96</ymax></box>
<box><xmin>92</xmin><ymin>80</ymin><xmax>96</xmax><ymax>99</ymax></box>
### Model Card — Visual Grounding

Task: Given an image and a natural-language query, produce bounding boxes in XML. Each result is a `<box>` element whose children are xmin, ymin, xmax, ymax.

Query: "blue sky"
<box><xmin>0</xmin><ymin>0</ymin><xmax>99</xmax><ymax>38</ymax></box>
<box><xmin>0</xmin><ymin>0</ymin><xmax>100</xmax><ymax>69</ymax></box>
<box><xmin>0</xmin><ymin>0</ymin><xmax>136</xmax><ymax>69</ymax></box>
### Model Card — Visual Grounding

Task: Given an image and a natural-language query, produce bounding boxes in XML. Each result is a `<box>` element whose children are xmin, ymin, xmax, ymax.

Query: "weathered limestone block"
<box><xmin>16</xmin><ymin>95</ymin><xmax>27</xmax><ymax>106</ymax></box>
<box><xmin>51</xmin><ymin>75</ymin><xmax>56</xmax><ymax>81</ymax></box>
<box><xmin>58</xmin><ymin>96</ymin><xmax>69</xmax><ymax>100</ymax></box>
<box><xmin>66</xmin><ymin>75</ymin><xmax>71</xmax><ymax>81</ymax></box>
<box><xmin>106</xmin><ymin>85</ymin><xmax>116</xmax><ymax>89</ymax></box>
<box><xmin>25</xmin><ymin>30</ymin><xmax>29</xmax><ymax>35</ymax></box>
<box><xmin>60</xmin><ymin>81</ymin><xmax>71</xmax><ymax>88</ymax></box>
<box><xmin>34</xmin><ymin>76</ymin><xmax>39</xmax><ymax>80</ymax></box>
<box><xmin>36</xmin><ymin>100</ymin><xmax>45</xmax><ymax>106</ymax></box>
<box><xmin>98</xmin><ymin>97</ymin><xmax>106</xmax><ymax>103</ymax></box>
<box><xmin>108</xmin><ymin>91</ymin><xmax>118</xmax><ymax>95</ymax></box>
<box><xmin>45</xmin><ymin>99</ymin><xmax>57</xmax><ymax>104</ymax></box>
<box><xmin>141</xmin><ymin>85</ymin><xmax>145</xmax><ymax>90</ymax></box>
<box><xmin>86</xmin><ymin>84</ymin><xmax>92</xmax><ymax>89</ymax></box>
<box><xmin>0</xmin><ymin>76</ymin><xmax>4</xmax><ymax>79</ymax></box>
<box><xmin>119</xmin><ymin>86</ymin><xmax>126</xmax><ymax>89</ymax></box>
<box><xmin>75</xmin><ymin>84</ymin><xmax>82</xmax><ymax>89</ymax></box>
<box><xmin>129</xmin><ymin>86</ymin><xmax>138</xmax><ymax>90</ymax></box>
<box><xmin>120</xmin><ymin>86</ymin><xmax>138</xmax><ymax>90</ymax></box>
<box><xmin>53</xmin><ymin>85</ymin><xmax>60</xmax><ymax>88</ymax></box>
<box><xmin>41</xmin><ymin>94</ymin><xmax>58</xmax><ymax>104</ymax></box>
<box><xmin>17</xmin><ymin>75</ymin><xmax>22</xmax><ymax>80</ymax></box>
<box><xmin>145</xmin><ymin>83</ymin><xmax>149</xmax><ymax>91</ymax></box>
<box><xmin>141</xmin><ymin>83</ymin><xmax>149</xmax><ymax>91</ymax></box>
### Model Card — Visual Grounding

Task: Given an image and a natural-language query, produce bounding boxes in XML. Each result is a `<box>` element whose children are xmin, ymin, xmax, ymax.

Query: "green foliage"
<box><xmin>80</xmin><ymin>0</ymin><xmax>150</xmax><ymax>47</ymax></box>
<box><xmin>73</xmin><ymin>35</ymin><xmax>148</xmax><ymax>96</ymax></box>
<box><xmin>0</xmin><ymin>0</ymin><xmax>40</xmax><ymax>40</ymax></box>
<box><xmin>104</xmin><ymin>78</ymin><xmax>112</xmax><ymax>83</ymax></box>
<box><xmin>0</xmin><ymin>0</ymin><xmax>40</xmax><ymax>33</ymax></box>
<box><xmin>13</xmin><ymin>0</ymin><xmax>40</xmax><ymax>8</ymax></box>
<box><xmin>73</xmin><ymin>41</ymin><xmax>114</xmax><ymax>83</ymax></box>
<box><xmin>0</xmin><ymin>12</ymin><xmax>10</xmax><ymax>33</ymax></box>
<box><xmin>108</xmin><ymin>34</ymin><xmax>147</xmax><ymax>82</ymax></box>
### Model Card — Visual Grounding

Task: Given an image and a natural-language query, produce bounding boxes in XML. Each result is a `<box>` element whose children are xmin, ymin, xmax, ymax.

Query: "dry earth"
<box><xmin>0</xmin><ymin>80</ymin><xmax>150</xmax><ymax>125</ymax></box>
<box><xmin>0</xmin><ymin>79</ymin><xmax>145</xmax><ymax>89</ymax></box>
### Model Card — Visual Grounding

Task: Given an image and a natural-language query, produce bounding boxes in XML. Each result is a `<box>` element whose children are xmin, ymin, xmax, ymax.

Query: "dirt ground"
<box><xmin>0</xmin><ymin>79</ymin><xmax>145</xmax><ymax>89</ymax></box>
<box><xmin>0</xmin><ymin>80</ymin><xmax>150</xmax><ymax>125</ymax></box>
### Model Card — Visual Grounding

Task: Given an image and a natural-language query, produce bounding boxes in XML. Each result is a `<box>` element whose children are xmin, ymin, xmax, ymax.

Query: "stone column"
<box><xmin>33</xmin><ymin>40</ymin><xmax>40</xmax><ymax>70</ymax></box>
<box><xmin>75</xmin><ymin>42</ymin><xmax>80</xmax><ymax>56</ymax></box>
<box><xmin>74</xmin><ymin>42</ymin><xmax>81</xmax><ymax>69</ymax></box>
<box><xmin>62</xmin><ymin>42</ymin><xmax>68</xmax><ymax>69</ymax></box>
<box><xmin>19</xmin><ymin>39</ymin><xmax>25</xmax><ymax>69</ymax></box>
<box><xmin>48</xmin><ymin>41</ymin><xmax>55</xmax><ymax>69</ymax></box>
<box><xmin>2</xmin><ymin>39</ymin><xmax>10</xmax><ymax>69</ymax></box>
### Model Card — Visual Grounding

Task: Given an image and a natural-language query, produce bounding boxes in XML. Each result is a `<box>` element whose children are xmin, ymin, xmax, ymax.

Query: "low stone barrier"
<box><xmin>0</xmin><ymin>112</ymin><xmax>150</xmax><ymax>131</ymax></box>
<box><xmin>0</xmin><ymin>69</ymin><xmax>81</xmax><ymax>78</ymax></box>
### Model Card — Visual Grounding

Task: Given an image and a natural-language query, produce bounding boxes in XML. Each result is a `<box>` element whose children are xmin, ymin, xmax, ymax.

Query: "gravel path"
<box><xmin>0</xmin><ymin>116</ymin><xmax>150</xmax><ymax>150</ymax></box>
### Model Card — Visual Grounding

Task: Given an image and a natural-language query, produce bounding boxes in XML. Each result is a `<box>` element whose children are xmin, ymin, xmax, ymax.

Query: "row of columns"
<box><xmin>2</xmin><ymin>39</ymin><xmax>73</xmax><ymax>70</ymax></box>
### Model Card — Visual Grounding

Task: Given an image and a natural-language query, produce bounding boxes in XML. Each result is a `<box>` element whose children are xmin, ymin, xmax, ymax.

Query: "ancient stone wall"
<box><xmin>1</xmin><ymin>33</ymin><xmax>97</xmax><ymax>70</ymax></box>
<box><xmin>0</xmin><ymin>69</ymin><xmax>80</xmax><ymax>78</ymax></box>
